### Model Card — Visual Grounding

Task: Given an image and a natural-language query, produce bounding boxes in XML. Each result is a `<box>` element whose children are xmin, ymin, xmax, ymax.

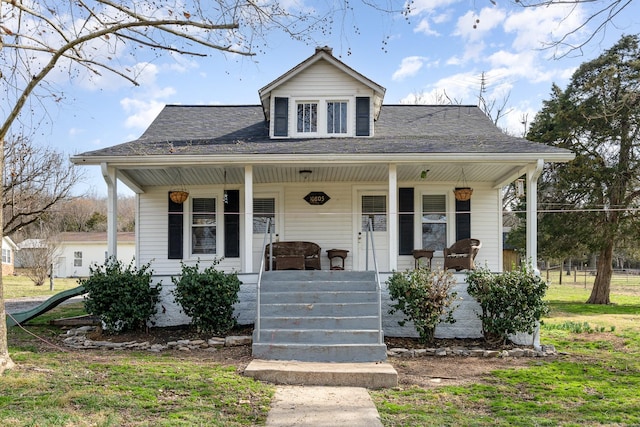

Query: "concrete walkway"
<box><xmin>266</xmin><ymin>386</ymin><xmax>383</xmax><ymax>427</ymax></box>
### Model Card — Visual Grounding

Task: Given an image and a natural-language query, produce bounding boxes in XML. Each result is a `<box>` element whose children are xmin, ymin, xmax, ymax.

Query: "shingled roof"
<box><xmin>73</xmin><ymin>104</ymin><xmax>568</xmax><ymax>159</ymax></box>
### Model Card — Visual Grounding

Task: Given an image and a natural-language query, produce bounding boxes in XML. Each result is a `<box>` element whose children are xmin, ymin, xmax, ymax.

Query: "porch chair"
<box><xmin>443</xmin><ymin>238</ymin><xmax>482</xmax><ymax>271</ymax></box>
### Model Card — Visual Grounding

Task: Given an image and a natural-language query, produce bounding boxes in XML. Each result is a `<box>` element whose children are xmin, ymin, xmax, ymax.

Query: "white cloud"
<box><xmin>454</xmin><ymin>7</ymin><xmax>506</xmax><ymax>42</ymax></box>
<box><xmin>399</xmin><ymin>71</ymin><xmax>483</xmax><ymax>105</ymax></box>
<box><xmin>503</xmin><ymin>4</ymin><xmax>586</xmax><ymax>54</ymax></box>
<box><xmin>392</xmin><ymin>56</ymin><xmax>428</xmax><ymax>81</ymax></box>
<box><xmin>410</xmin><ymin>0</ymin><xmax>463</xmax><ymax>15</ymax></box>
<box><xmin>120</xmin><ymin>98</ymin><xmax>166</xmax><ymax>129</ymax></box>
<box><xmin>499</xmin><ymin>104</ymin><xmax>539</xmax><ymax>137</ymax></box>
<box><xmin>68</xmin><ymin>127</ymin><xmax>84</xmax><ymax>137</ymax></box>
<box><xmin>414</xmin><ymin>18</ymin><xmax>439</xmax><ymax>36</ymax></box>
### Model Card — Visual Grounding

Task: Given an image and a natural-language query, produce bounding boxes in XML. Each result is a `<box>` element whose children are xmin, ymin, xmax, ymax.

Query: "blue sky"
<box><xmin>25</xmin><ymin>0</ymin><xmax>639</xmax><ymax>196</ymax></box>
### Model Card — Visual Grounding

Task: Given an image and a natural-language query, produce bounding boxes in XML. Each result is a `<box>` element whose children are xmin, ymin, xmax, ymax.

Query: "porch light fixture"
<box><xmin>516</xmin><ymin>178</ymin><xmax>525</xmax><ymax>198</ymax></box>
<box><xmin>453</xmin><ymin>168</ymin><xmax>473</xmax><ymax>201</ymax></box>
<box><xmin>299</xmin><ymin>169</ymin><xmax>312</xmax><ymax>180</ymax></box>
<box><xmin>169</xmin><ymin>168</ymin><xmax>189</xmax><ymax>204</ymax></box>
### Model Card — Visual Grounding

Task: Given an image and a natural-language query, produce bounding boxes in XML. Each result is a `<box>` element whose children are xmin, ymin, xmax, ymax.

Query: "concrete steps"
<box><xmin>252</xmin><ymin>270</ymin><xmax>388</xmax><ymax>363</ymax></box>
<box><xmin>244</xmin><ymin>359</ymin><xmax>398</xmax><ymax>388</ymax></box>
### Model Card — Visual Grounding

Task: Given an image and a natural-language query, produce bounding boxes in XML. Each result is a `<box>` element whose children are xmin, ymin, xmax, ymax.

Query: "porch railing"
<box><xmin>364</xmin><ymin>217</ymin><xmax>384</xmax><ymax>345</ymax></box>
<box><xmin>255</xmin><ymin>217</ymin><xmax>383</xmax><ymax>346</ymax></box>
<box><xmin>255</xmin><ymin>218</ymin><xmax>274</xmax><ymax>343</ymax></box>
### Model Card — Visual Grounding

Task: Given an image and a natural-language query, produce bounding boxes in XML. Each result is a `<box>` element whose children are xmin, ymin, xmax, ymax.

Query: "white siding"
<box><xmin>468</xmin><ymin>185</ymin><xmax>502</xmax><ymax>271</ymax></box>
<box><xmin>275</xmin><ymin>60</ymin><xmax>373</xmax><ymax>97</ymax></box>
<box><xmin>279</xmin><ymin>182</ymin><xmax>356</xmax><ymax>271</ymax></box>
<box><xmin>138</xmin><ymin>187</ymin><xmax>241</xmax><ymax>276</ymax></box>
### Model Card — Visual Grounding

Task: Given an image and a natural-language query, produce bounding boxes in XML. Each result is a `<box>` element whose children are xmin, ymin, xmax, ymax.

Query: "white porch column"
<box><xmin>526</xmin><ymin>160</ymin><xmax>544</xmax><ymax>269</ymax></box>
<box><xmin>101</xmin><ymin>163</ymin><xmax>118</xmax><ymax>258</ymax></box>
<box><xmin>243</xmin><ymin>165</ymin><xmax>254</xmax><ymax>273</ymax></box>
<box><xmin>388</xmin><ymin>163</ymin><xmax>398</xmax><ymax>271</ymax></box>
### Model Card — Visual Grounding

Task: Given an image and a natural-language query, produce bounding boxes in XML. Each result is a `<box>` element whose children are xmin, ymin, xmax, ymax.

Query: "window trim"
<box><xmin>290</xmin><ymin>97</ymin><xmax>354</xmax><ymax>138</ymax></box>
<box><xmin>296</xmin><ymin>101</ymin><xmax>318</xmax><ymax>134</ymax></box>
<box><xmin>326</xmin><ymin>101</ymin><xmax>348</xmax><ymax>134</ymax></box>
<box><xmin>2</xmin><ymin>248</ymin><xmax>11</xmax><ymax>264</ymax></box>
<box><xmin>73</xmin><ymin>251</ymin><xmax>83</xmax><ymax>267</ymax></box>
<box><xmin>419</xmin><ymin>193</ymin><xmax>452</xmax><ymax>253</ymax></box>
<box><xmin>188</xmin><ymin>195</ymin><xmax>220</xmax><ymax>258</ymax></box>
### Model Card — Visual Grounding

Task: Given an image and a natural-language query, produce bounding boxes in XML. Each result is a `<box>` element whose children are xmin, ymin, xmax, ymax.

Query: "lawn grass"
<box><xmin>4</xmin><ymin>273</ymin><xmax>640</xmax><ymax>425</ymax></box>
<box><xmin>3</xmin><ymin>274</ymin><xmax>82</xmax><ymax>299</ymax></box>
<box><xmin>372</xmin><ymin>274</ymin><xmax>640</xmax><ymax>426</ymax></box>
<box><xmin>3</xmin><ymin>304</ymin><xmax>274</xmax><ymax>426</ymax></box>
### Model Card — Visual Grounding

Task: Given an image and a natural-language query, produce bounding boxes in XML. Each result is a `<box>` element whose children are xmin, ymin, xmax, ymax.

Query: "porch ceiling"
<box><xmin>117</xmin><ymin>162</ymin><xmax>528</xmax><ymax>190</ymax></box>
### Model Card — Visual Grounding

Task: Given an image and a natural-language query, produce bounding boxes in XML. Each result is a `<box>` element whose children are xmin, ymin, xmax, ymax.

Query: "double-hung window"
<box><xmin>74</xmin><ymin>251</ymin><xmax>83</xmax><ymax>267</ymax></box>
<box><xmin>422</xmin><ymin>195</ymin><xmax>447</xmax><ymax>250</ymax></box>
<box><xmin>297</xmin><ymin>102</ymin><xmax>318</xmax><ymax>133</ymax></box>
<box><xmin>2</xmin><ymin>248</ymin><xmax>10</xmax><ymax>264</ymax></box>
<box><xmin>191</xmin><ymin>198</ymin><xmax>217</xmax><ymax>255</ymax></box>
<box><xmin>327</xmin><ymin>101</ymin><xmax>347</xmax><ymax>134</ymax></box>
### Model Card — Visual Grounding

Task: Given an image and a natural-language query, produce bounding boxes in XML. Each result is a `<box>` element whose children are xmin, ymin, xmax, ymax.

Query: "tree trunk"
<box><xmin>0</xmin><ymin>277</ymin><xmax>15</xmax><ymax>375</ymax></box>
<box><xmin>1</xmin><ymin>137</ymin><xmax>16</xmax><ymax>374</ymax></box>
<box><xmin>586</xmin><ymin>243</ymin><xmax>613</xmax><ymax>304</ymax></box>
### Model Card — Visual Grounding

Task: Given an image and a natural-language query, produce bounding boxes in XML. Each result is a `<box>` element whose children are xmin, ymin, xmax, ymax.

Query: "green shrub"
<box><xmin>172</xmin><ymin>260</ymin><xmax>241</xmax><ymax>334</ymax></box>
<box><xmin>466</xmin><ymin>264</ymin><xmax>549</xmax><ymax>345</ymax></box>
<box><xmin>387</xmin><ymin>267</ymin><xmax>458</xmax><ymax>344</ymax></box>
<box><xmin>81</xmin><ymin>258</ymin><xmax>161</xmax><ymax>334</ymax></box>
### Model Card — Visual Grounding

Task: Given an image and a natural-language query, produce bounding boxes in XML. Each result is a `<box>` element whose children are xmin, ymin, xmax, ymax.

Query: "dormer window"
<box><xmin>297</xmin><ymin>102</ymin><xmax>318</xmax><ymax>133</ymax></box>
<box><xmin>271</xmin><ymin>96</ymin><xmax>370</xmax><ymax>138</ymax></box>
<box><xmin>327</xmin><ymin>101</ymin><xmax>347</xmax><ymax>134</ymax></box>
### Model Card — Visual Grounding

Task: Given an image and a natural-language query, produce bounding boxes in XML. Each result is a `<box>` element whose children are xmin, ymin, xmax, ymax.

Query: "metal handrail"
<box><xmin>255</xmin><ymin>217</ymin><xmax>273</xmax><ymax>343</ymax></box>
<box><xmin>364</xmin><ymin>217</ymin><xmax>383</xmax><ymax>345</ymax></box>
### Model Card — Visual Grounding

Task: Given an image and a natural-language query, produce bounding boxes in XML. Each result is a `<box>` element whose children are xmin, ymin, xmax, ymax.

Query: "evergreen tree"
<box><xmin>527</xmin><ymin>35</ymin><xmax>640</xmax><ymax>304</ymax></box>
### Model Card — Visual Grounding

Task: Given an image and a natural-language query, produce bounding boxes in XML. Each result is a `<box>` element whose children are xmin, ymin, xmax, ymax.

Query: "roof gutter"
<box><xmin>71</xmin><ymin>152</ymin><xmax>576</xmax><ymax>167</ymax></box>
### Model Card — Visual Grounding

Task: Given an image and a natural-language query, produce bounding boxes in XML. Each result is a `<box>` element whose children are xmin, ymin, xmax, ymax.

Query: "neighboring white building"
<box><xmin>2</xmin><ymin>236</ymin><xmax>18</xmax><ymax>276</ymax></box>
<box><xmin>53</xmin><ymin>232</ymin><xmax>135</xmax><ymax>278</ymax></box>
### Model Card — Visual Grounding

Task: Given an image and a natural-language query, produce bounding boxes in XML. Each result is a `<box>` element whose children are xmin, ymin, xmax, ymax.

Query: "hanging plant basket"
<box><xmin>454</xmin><ymin>187</ymin><xmax>473</xmax><ymax>201</ymax></box>
<box><xmin>169</xmin><ymin>190</ymin><xmax>189</xmax><ymax>204</ymax></box>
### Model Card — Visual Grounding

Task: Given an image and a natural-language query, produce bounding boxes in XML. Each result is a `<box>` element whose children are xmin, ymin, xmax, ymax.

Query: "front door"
<box><xmin>356</xmin><ymin>191</ymin><xmax>389</xmax><ymax>271</ymax></box>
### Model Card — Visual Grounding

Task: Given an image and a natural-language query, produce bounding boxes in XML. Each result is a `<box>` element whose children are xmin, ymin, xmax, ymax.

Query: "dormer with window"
<box><xmin>259</xmin><ymin>47</ymin><xmax>386</xmax><ymax>139</ymax></box>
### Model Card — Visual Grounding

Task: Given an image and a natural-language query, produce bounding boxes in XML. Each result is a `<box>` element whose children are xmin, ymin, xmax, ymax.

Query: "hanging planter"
<box><xmin>453</xmin><ymin>187</ymin><xmax>473</xmax><ymax>201</ymax></box>
<box><xmin>453</xmin><ymin>168</ymin><xmax>473</xmax><ymax>201</ymax></box>
<box><xmin>169</xmin><ymin>168</ymin><xmax>189</xmax><ymax>204</ymax></box>
<box><xmin>169</xmin><ymin>190</ymin><xmax>189</xmax><ymax>204</ymax></box>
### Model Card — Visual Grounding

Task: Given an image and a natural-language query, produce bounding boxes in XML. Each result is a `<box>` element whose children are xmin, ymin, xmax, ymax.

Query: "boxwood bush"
<box><xmin>172</xmin><ymin>260</ymin><xmax>241</xmax><ymax>334</ymax></box>
<box><xmin>466</xmin><ymin>264</ymin><xmax>549</xmax><ymax>345</ymax></box>
<box><xmin>81</xmin><ymin>258</ymin><xmax>161</xmax><ymax>333</ymax></box>
<box><xmin>387</xmin><ymin>267</ymin><xmax>458</xmax><ymax>344</ymax></box>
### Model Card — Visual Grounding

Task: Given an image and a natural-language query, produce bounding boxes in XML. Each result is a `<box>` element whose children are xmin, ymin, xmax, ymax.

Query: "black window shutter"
<box><xmin>398</xmin><ymin>187</ymin><xmax>414</xmax><ymax>255</ymax></box>
<box><xmin>168</xmin><ymin>193</ymin><xmax>184</xmax><ymax>259</ymax></box>
<box><xmin>224</xmin><ymin>190</ymin><xmax>240</xmax><ymax>258</ymax></box>
<box><xmin>274</xmin><ymin>97</ymin><xmax>288</xmax><ymax>136</ymax></box>
<box><xmin>355</xmin><ymin>97</ymin><xmax>370</xmax><ymax>136</ymax></box>
<box><xmin>455</xmin><ymin>198</ymin><xmax>471</xmax><ymax>241</ymax></box>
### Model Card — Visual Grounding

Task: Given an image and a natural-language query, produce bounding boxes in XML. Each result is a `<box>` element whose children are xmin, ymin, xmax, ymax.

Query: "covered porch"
<box><xmin>94</xmin><ymin>157</ymin><xmax>547</xmax><ymax>275</ymax></box>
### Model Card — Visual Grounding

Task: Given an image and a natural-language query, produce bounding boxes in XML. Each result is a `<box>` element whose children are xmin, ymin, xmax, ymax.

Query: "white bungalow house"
<box><xmin>53</xmin><ymin>232</ymin><xmax>135</xmax><ymax>278</ymax></box>
<box><xmin>71</xmin><ymin>47</ymin><xmax>574</xmax><ymax>362</ymax></box>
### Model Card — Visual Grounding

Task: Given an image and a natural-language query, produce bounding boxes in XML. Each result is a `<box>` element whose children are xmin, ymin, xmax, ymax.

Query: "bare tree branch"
<box><xmin>512</xmin><ymin>0</ymin><xmax>634</xmax><ymax>58</ymax></box>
